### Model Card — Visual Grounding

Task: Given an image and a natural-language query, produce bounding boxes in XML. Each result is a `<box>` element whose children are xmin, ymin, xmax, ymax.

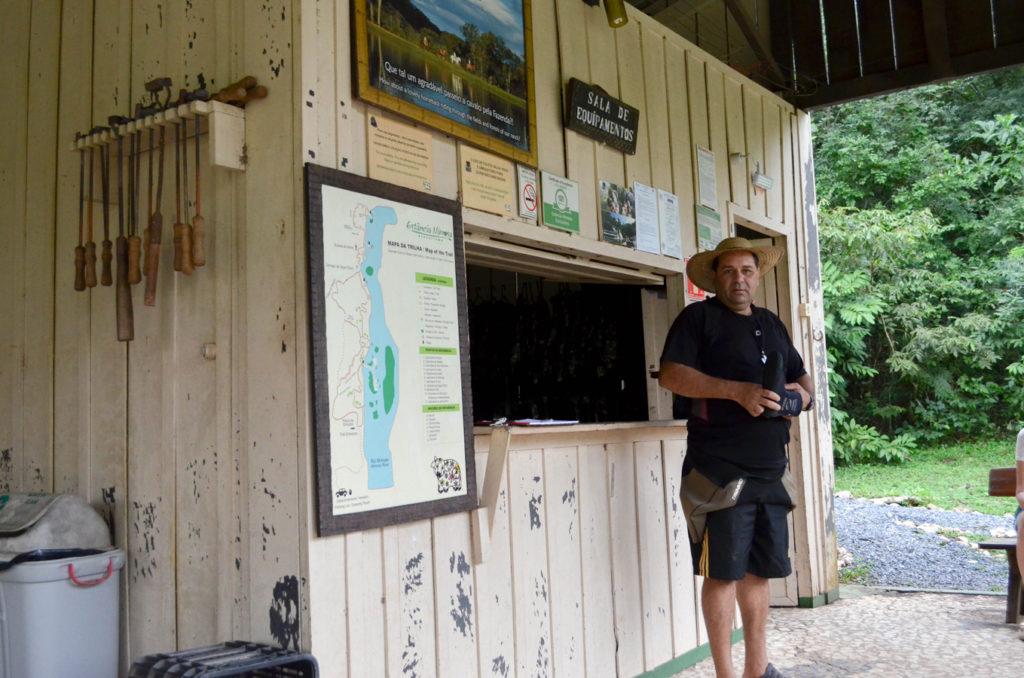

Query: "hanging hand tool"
<box><xmin>212</xmin><ymin>75</ymin><xmax>255</xmax><ymax>103</ymax></box>
<box><xmin>180</xmin><ymin>110</ymin><xmax>194</xmax><ymax>275</ymax></box>
<box><xmin>173</xmin><ymin>120</ymin><xmax>184</xmax><ymax>273</ymax></box>
<box><xmin>99</xmin><ymin>138</ymin><xmax>112</xmax><ymax>286</ymax></box>
<box><xmin>191</xmin><ymin>106</ymin><xmax>205</xmax><ymax>267</ymax></box>
<box><xmin>84</xmin><ymin>135</ymin><xmax>98</xmax><ymax>288</ymax></box>
<box><xmin>74</xmin><ymin>133</ymin><xmax>86</xmax><ymax>291</ymax></box>
<box><xmin>127</xmin><ymin>105</ymin><xmax>148</xmax><ymax>285</ymax></box>
<box><xmin>143</xmin><ymin>124</ymin><xmax>154</xmax><ymax>276</ymax></box>
<box><xmin>109</xmin><ymin>115</ymin><xmax>133</xmax><ymax>341</ymax></box>
<box><xmin>144</xmin><ymin>122</ymin><xmax>166</xmax><ymax>306</ymax></box>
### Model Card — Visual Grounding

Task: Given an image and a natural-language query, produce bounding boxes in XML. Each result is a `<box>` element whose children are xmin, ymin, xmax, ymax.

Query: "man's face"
<box><xmin>713</xmin><ymin>251</ymin><xmax>760</xmax><ymax>312</ymax></box>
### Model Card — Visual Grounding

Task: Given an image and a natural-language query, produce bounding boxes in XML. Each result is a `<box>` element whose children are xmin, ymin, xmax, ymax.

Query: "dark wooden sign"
<box><xmin>564</xmin><ymin>78</ymin><xmax>639</xmax><ymax>155</ymax></box>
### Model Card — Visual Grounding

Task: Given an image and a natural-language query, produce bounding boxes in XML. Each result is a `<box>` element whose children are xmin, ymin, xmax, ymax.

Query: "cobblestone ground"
<box><xmin>674</xmin><ymin>587</ymin><xmax>1022</xmax><ymax>677</ymax></box>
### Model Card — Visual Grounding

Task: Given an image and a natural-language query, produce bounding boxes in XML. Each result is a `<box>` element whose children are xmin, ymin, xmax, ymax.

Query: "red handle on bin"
<box><xmin>68</xmin><ymin>558</ymin><xmax>114</xmax><ymax>588</ymax></box>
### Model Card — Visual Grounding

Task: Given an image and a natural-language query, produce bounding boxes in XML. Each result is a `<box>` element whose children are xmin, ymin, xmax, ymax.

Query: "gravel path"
<box><xmin>835</xmin><ymin>495</ymin><xmax>1017</xmax><ymax>591</ymax></box>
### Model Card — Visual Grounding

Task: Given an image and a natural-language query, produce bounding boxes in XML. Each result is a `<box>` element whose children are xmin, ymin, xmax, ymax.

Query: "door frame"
<box><xmin>726</xmin><ymin>202</ymin><xmax>816</xmax><ymax>607</ymax></box>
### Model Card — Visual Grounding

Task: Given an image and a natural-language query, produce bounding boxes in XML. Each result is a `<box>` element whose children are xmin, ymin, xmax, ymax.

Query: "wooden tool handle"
<box><xmin>212</xmin><ymin>86</ymin><xmax>247</xmax><ymax>104</ymax></box>
<box><xmin>181</xmin><ymin>224</ymin><xmax>194</xmax><ymax>275</ymax></box>
<box><xmin>224</xmin><ymin>75</ymin><xmax>257</xmax><ymax>93</ymax></box>
<box><xmin>173</xmin><ymin>222</ymin><xmax>184</xmax><ymax>272</ymax></box>
<box><xmin>191</xmin><ymin>214</ymin><xmax>206</xmax><ymax>267</ymax></box>
<box><xmin>115</xmin><ymin>236</ymin><xmax>134</xmax><ymax>342</ymax></box>
<box><xmin>84</xmin><ymin>241</ymin><xmax>97</xmax><ymax>288</ymax></box>
<box><xmin>127</xmin><ymin>235</ymin><xmax>142</xmax><ymax>284</ymax></box>
<box><xmin>74</xmin><ymin>246</ymin><xmax>86</xmax><ymax>291</ymax></box>
<box><xmin>240</xmin><ymin>85</ymin><xmax>268</xmax><ymax>103</ymax></box>
<box><xmin>144</xmin><ymin>215</ymin><xmax>162</xmax><ymax>306</ymax></box>
<box><xmin>100</xmin><ymin>239</ymin><xmax>113</xmax><ymax>286</ymax></box>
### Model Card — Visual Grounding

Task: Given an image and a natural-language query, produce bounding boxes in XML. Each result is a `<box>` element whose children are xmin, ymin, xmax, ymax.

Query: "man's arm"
<box><xmin>1016</xmin><ymin>460</ymin><xmax>1024</xmax><ymax>511</ymax></box>
<box><xmin>659</xmin><ymin>360</ymin><xmax>781</xmax><ymax>417</ymax></box>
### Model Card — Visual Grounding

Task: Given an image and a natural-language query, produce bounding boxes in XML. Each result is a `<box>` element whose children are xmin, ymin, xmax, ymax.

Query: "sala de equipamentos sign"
<box><xmin>564</xmin><ymin>78</ymin><xmax>639</xmax><ymax>155</ymax></box>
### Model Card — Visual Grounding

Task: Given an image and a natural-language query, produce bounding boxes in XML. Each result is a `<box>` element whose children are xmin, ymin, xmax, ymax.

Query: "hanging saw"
<box><xmin>109</xmin><ymin>115</ymin><xmax>133</xmax><ymax>342</ymax></box>
<box><xmin>83</xmin><ymin>131</ymin><xmax>99</xmax><ymax>289</ymax></box>
<box><xmin>191</xmin><ymin>99</ymin><xmax>206</xmax><ymax>267</ymax></box>
<box><xmin>143</xmin><ymin>77</ymin><xmax>172</xmax><ymax>306</ymax></box>
<box><xmin>74</xmin><ymin>133</ymin><xmax>86</xmax><ymax>292</ymax></box>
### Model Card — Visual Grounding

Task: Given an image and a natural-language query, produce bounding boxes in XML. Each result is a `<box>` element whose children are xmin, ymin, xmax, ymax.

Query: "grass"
<box><xmin>834</xmin><ymin>438</ymin><xmax>1018</xmax><ymax>516</ymax></box>
<box><xmin>838</xmin><ymin>562</ymin><xmax>872</xmax><ymax>584</ymax></box>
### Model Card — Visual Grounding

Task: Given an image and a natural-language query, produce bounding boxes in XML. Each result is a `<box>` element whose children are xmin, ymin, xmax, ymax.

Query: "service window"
<box><xmin>466</xmin><ymin>264</ymin><xmax>649</xmax><ymax>423</ymax></box>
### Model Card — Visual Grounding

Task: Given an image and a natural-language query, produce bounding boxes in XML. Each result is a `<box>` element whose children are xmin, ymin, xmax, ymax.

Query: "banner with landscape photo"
<box><xmin>363</xmin><ymin>0</ymin><xmax>532</xmax><ymax>155</ymax></box>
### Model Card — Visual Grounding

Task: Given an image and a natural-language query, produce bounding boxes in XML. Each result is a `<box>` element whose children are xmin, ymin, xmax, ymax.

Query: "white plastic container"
<box><xmin>0</xmin><ymin>549</ymin><xmax>124</xmax><ymax>678</ymax></box>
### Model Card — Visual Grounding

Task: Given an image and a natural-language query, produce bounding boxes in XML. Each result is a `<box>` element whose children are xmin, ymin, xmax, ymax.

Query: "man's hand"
<box><xmin>733</xmin><ymin>382</ymin><xmax>781</xmax><ymax>418</ymax></box>
<box><xmin>785</xmin><ymin>382</ymin><xmax>811</xmax><ymax>411</ymax></box>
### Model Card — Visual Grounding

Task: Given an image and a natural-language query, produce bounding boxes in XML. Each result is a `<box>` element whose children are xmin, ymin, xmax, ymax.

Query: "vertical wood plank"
<box><xmin>607</xmin><ymin>442</ymin><xmax>644</xmax><ymax>676</ymax></box>
<box><xmin>176</xmin><ymin>0</ymin><xmax>225</xmax><ymax>648</ymax></box>
<box><xmin>432</xmin><ymin>512</ymin><xmax>479</xmax><ymax>677</ymax></box>
<box><xmin>21</xmin><ymin>0</ymin><xmax>61</xmax><ymax>494</ymax></box>
<box><xmin>661</xmin><ymin>437</ymin><xmax>698</xmax><ymax>655</ymax></box>
<box><xmin>0</xmin><ymin>0</ymin><xmax>31</xmax><ymax>495</ymax></box>
<box><xmin>336</xmin><ymin>0</ymin><xmax>368</xmax><ymax>175</ymax></box>
<box><xmin>472</xmin><ymin>450</ymin><xmax>517</xmax><ymax>678</ymax></box>
<box><xmin>125</xmin><ymin>0</ymin><xmax>177</xmax><ymax>660</ymax></box>
<box><xmin>543</xmin><ymin>446</ymin><xmax>585</xmax><ymax>677</ymax></box>
<box><xmin>705</xmin><ymin>65</ymin><xmax>731</xmax><ymax>235</ymax></box>
<box><xmin>91</xmin><ymin>0</ymin><xmax>132</xmax><ymax>668</ymax></box>
<box><xmin>240</xmin><ymin>0</ymin><xmax>304</xmax><ymax>648</ymax></box>
<box><xmin>781</xmin><ymin>111</ymin><xmax>796</xmax><ymax>229</ymax></box>
<box><xmin>763</xmin><ymin>101</ymin><xmax>784</xmax><ymax>223</ymax></box>
<box><xmin>742</xmin><ymin>86</ymin><xmax>767</xmax><ymax>217</ymax></box>
<box><xmin>508</xmin><ymin>450</ymin><xmax>552</xmax><ymax>678</ymax></box>
<box><xmin>664</xmin><ymin>43</ymin><xmax>695</xmax><ymax>262</ymax></box>
<box><xmin>617</xmin><ymin>20</ymin><xmax>650</xmax><ymax>187</ymax></box>
<box><xmin>384</xmin><ymin>521</ymin><xmax>437</xmax><ymax>678</ymax></box>
<box><xmin>724</xmin><ymin>77</ymin><xmax>747</xmax><ymax>211</ymax></box>
<box><xmin>579</xmin><ymin>445</ymin><xmax>616</xmax><ymax>678</ymax></box>
<box><xmin>587</xmin><ymin>4</ymin><xmax>625</xmax><ymax>222</ymax></box>
<box><xmin>634</xmin><ymin>440</ymin><xmax>673</xmax><ymax>669</ymax></box>
<box><xmin>555</xmin><ymin>0</ymin><xmax>598</xmax><ymax>240</ymax></box>
<box><xmin>346</xmin><ymin>530</ymin><xmax>387</xmax><ymax>675</ymax></box>
<box><xmin>52</xmin><ymin>0</ymin><xmax>94</xmax><ymax>496</ymax></box>
<box><xmin>532</xmin><ymin>0</ymin><xmax>565</xmax><ymax>176</ymax></box>
<box><xmin>642</xmin><ymin>27</ymin><xmax>671</xmax><ymax>193</ymax></box>
<box><xmin>685</xmin><ymin>51</ymin><xmax>709</xmax><ymax>251</ymax></box>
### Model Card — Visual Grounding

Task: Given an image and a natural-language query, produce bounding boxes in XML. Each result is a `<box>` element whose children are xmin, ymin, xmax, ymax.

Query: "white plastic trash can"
<box><xmin>0</xmin><ymin>549</ymin><xmax>124</xmax><ymax>678</ymax></box>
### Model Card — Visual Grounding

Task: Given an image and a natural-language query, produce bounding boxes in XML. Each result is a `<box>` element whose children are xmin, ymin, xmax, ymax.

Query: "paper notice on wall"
<box><xmin>458</xmin><ymin>144</ymin><xmax>516</xmax><ymax>216</ymax></box>
<box><xmin>684</xmin><ymin>257</ymin><xmax>707</xmax><ymax>301</ymax></box>
<box><xmin>367</xmin><ymin>113</ymin><xmax>434</xmax><ymax>193</ymax></box>
<box><xmin>696</xmin><ymin>205</ymin><xmax>722</xmax><ymax>252</ymax></box>
<box><xmin>658</xmin><ymin>189</ymin><xmax>682</xmax><ymax>259</ymax></box>
<box><xmin>697</xmin><ymin>145</ymin><xmax>717</xmax><ymax>208</ymax></box>
<box><xmin>633</xmin><ymin>181</ymin><xmax>661</xmax><ymax>254</ymax></box>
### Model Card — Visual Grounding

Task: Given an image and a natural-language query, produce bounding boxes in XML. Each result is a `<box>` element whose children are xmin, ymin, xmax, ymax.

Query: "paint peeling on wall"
<box><xmin>448</xmin><ymin>551</ymin><xmax>473</xmax><ymax>638</ymax></box>
<box><xmin>269</xmin><ymin>574</ymin><xmax>300</xmax><ymax>650</ymax></box>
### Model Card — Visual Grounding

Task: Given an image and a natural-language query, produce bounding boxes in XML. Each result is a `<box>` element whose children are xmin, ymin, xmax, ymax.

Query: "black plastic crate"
<box><xmin>129</xmin><ymin>641</ymin><xmax>318</xmax><ymax>677</ymax></box>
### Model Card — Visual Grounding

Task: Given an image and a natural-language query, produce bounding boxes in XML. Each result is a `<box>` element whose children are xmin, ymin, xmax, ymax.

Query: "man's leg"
<box><xmin>736</xmin><ymin>574</ymin><xmax>770</xmax><ymax>678</ymax></box>
<box><xmin>702</xmin><ymin>578</ymin><xmax>738</xmax><ymax>678</ymax></box>
<box><xmin>1016</xmin><ymin>511</ymin><xmax>1023</xmax><ymax>638</ymax></box>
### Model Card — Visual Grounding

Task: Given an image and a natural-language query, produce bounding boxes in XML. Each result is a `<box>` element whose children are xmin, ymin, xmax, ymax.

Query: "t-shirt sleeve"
<box><xmin>1016</xmin><ymin>429</ymin><xmax>1024</xmax><ymax>462</ymax></box>
<box><xmin>660</xmin><ymin>305</ymin><xmax>702</xmax><ymax>369</ymax></box>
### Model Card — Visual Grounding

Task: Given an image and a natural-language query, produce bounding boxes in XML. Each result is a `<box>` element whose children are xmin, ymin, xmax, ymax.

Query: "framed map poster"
<box><xmin>353</xmin><ymin>0</ymin><xmax>538</xmax><ymax>166</ymax></box>
<box><xmin>305</xmin><ymin>164</ymin><xmax>477</xmax><ymax>535</ymax></box>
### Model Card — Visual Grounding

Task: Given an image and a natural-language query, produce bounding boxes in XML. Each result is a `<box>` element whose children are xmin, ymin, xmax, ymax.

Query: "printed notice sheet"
<box><xmin>658</xmin><ymin>189</ymin><xmax>683</xmax><ymax>259</ymax></box>
<box><xmin>633</xmin><ymin>181</ymin><xmax>661</xmax><ymax>254</ymax></box>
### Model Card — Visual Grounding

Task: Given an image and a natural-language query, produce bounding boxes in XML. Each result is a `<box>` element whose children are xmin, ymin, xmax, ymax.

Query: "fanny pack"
<box><xmin>680</xmin><ymin>467</ymin><xmax>798</xmax><ymax>542</ymax></box>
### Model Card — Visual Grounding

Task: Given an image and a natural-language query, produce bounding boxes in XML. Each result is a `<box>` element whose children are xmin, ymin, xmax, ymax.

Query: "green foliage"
<box><xmin>814</xmin><ymin>68</ymin><xmax>1024</xmax><ymax>463</ymax></box>
<box><xmin>834</xmin><ymin>439</ymin><xmax>1016</xmax><ymax>515</ymax></box>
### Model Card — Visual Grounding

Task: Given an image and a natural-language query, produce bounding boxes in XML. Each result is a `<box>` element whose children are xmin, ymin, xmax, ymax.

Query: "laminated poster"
<box><xmin>633</xmin><ymin>181</ymin><xmax>661</xmax><ymax>254</ymax></box>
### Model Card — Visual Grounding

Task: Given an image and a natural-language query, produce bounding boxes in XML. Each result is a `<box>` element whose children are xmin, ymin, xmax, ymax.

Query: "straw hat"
<box><xmin>685</xmin><ymin>237</ymin><xmax>785</xmax><ymax>293</ymax></box>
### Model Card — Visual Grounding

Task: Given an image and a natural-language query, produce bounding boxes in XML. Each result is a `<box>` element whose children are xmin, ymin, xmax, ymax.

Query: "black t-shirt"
<box><xmin>660</xmin><ymin>296</ymin><xmax>806</xmax><ymax>483</ymax></box>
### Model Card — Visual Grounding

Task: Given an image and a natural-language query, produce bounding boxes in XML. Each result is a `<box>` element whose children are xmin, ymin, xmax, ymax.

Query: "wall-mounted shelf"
<box><xmin>70</xmin><ymin>100</ymin><xmax>246</xmax><ymax>171</ymax></box>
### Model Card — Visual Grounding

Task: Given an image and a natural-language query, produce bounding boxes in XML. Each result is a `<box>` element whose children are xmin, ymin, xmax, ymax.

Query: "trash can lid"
<box><xmin>0</xmin><ymin>494</ymin><xmax>62</xmax><ymax>537</ymax></box>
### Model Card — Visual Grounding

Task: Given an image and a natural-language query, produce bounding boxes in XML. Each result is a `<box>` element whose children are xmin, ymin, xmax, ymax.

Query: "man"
<box><xmin>659</xmin><ymin>237</ymin><xmax>814</xmax><ymax>678</ymax></box>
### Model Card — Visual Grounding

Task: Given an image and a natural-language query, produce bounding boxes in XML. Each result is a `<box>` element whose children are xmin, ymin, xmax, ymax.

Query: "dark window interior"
<box><xmin>466</xmin><ymin>265</ymin><xmax>649</xmax><ymax>423</ymax></box>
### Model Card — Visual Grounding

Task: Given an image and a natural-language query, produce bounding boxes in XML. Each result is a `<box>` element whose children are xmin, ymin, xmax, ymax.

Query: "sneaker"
<box><xmin>759</xmin><ymin>664</ymin><xmax>787</xmax><ymax>678</ymax></box>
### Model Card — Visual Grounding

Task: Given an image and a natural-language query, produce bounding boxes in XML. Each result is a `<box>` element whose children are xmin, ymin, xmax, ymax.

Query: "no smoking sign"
<box><xmin>517</xmin><ymin>165</ymin><xmax>538</xmax><ymax>221</ymax></box>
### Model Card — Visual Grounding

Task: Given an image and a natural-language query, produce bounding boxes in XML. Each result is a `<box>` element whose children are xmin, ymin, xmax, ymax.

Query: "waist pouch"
<box><xmin>680</xmin><ymin>467</ymin><xmax>798</xmax><ymax>543</ymax></box>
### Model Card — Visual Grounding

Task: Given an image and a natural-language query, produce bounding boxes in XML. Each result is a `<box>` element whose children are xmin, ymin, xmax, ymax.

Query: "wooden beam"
<box><xmin>921</xmin><ymin>0</ymin><xmax>952</xmax><ymax>76</ymax></box>
<box><xmin>786</xmin><ymin>41</ymin><xmax>1024</xmax><ymax>109</ymax></box>
<box><xmin>723</xmin><ymin>0</ymin><xmax>787</xmax><ymax>85</ymax></box>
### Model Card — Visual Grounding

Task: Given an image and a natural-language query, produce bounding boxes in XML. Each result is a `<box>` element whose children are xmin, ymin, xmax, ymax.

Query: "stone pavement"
<box><xmin>674</xmin><ymin>587</ymin><xmax>1022</xmax><ymax>677</ymax></box>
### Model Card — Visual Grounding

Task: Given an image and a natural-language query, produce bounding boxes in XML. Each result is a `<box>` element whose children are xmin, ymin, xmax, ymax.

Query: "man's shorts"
<box><xmin>690</xmin><ymin>500</ymin><xmax>792</xmax><ymax>581</ymax></box>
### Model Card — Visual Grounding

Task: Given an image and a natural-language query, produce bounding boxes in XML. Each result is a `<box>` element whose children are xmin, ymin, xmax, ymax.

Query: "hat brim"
<box><xmin>686</xmin><ymin>244</ymin><xmax>786</xmax><ymax>293</ymax></box>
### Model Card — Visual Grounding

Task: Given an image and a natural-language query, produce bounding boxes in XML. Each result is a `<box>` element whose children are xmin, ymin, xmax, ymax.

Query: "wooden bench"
<box><xmin>981</xmin><ymin>467</ymin><xmax>1022</xmax><ymax>624</ymax></box>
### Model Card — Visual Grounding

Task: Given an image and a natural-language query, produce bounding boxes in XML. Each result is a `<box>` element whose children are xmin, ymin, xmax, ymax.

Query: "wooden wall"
<box><xmin>0</xmin><ymin>0</ymin><xmax>836</xmax><ymax>675</ymax></box>
<box><xmin>0</xmin><ymin>0</ymin><xmax>310</xmax><ymax>671</ymax></box>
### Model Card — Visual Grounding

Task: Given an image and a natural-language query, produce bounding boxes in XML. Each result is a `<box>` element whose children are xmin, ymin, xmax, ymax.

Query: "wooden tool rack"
<box><xmin>70</xmin><ymin>99</ymin><xmax>246</xmax><ymax>172</ymax></box>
